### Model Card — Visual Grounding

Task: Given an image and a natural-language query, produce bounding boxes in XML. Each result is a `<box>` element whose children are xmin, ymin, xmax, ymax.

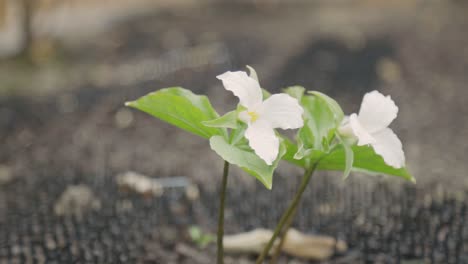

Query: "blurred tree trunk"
<box><xmin>18</xmin><ymin>0</ymin><xmax>33</xmax><ymax>60</ymax></box>
<box><xmin>0</xmin><ymin>0</ymin><xmax>6</xmax><ymax>28</ymax></box>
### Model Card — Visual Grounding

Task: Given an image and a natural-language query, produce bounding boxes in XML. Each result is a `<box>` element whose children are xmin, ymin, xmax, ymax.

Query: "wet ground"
<box><xmin>1</xmin><ymin>1</ymin><xmax>468</xmax><ymax>263</ymax></box>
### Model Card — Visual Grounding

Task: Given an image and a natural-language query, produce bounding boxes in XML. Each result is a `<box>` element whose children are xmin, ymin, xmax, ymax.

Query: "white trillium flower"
<box><xmin>339</xmin><ymin>90</ymin><xmax>405</xmax><ymax>168</ymax></box>
<box><xmin>217</xmin><ymin>68</ymin><xmax>304</xmax><ymax>165</ymax></box>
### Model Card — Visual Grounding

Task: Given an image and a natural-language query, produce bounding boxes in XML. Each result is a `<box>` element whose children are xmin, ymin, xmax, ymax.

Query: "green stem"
<box><xmin>255</xmin><ymin>162</ymin><xmax>319</xmax><ymax>264</ymax></box>
<box><xmin>217</xmin><ymin>161</ymin><xmax>230</xmax><ymax>264</ymax></box>
<box><xmin>269</xmin><ymin>206</ymin><xmax>298</xmax><ymax>264</ymax></box>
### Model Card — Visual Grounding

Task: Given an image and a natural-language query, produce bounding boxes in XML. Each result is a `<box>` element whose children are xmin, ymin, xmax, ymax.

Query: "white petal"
<box><xmin>216</xmin><ymin>71</ymin><xmax>263</xmax><ymax>109</ymax></box>
<box><xmin>371</xmin><ymin>128</ymin><xmax>405</xmax><ymax>168</ymax></box>
<box><xmin>259</xmin><ymin>94</ymin><xmax>304</xmax><ymax>129</ymax></box>
<box><xmin>244</xmin><ymin>120</ymin><xmax>279</xmax><ymax>165</ymax></box>
<box><xmin>358</xmin><ymin>90</ymin><xmax>398</xmax><ymax>133</ymax></box>
<box><xmin>349</xmin><ymin>113</ymin><xmax>376</xmax><ymax>146</ymax></box>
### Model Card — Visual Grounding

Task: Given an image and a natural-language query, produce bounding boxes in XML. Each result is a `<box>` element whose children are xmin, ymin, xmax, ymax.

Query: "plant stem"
<box><xmin>217</xmin><ymin>161</ymin><xmax>230</xmax><ymax>264</ymax></box>
<box><xmin>269</xmin><ymin>206</ymin><xmax>298</xmax><ymax>264</ymax></box>
<box><xmin>255</xmin><ymin>162</ymin><xmax>319</xmax><ymax>264</ymax></box>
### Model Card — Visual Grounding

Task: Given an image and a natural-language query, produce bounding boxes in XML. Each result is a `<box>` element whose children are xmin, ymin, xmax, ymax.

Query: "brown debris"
<box><xmin>224</xmin><ymin>228</ymin><xmax>347</xmax><ymax>261</ymax></box>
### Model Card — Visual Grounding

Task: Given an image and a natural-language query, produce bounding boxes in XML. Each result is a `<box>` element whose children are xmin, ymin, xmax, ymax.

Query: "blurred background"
<box><xmin>1</xmin><ymin>0</ymin><xmax>468</xmax><ymax>263</ymax></box>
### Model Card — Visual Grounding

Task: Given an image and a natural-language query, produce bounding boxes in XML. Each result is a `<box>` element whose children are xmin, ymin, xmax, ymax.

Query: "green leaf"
<box><xmin>202</xmin><ymin>111</ymin><xmax>238</xmax><ymax>129</ymax></box>
<box><xmin>244</xmin><ymin>65</ymin><xmax>270</xmax><ymax>99</ymax></box>
<box><xmin>282</xmin><ymin>137</ymin><xmax>306</xmax><ymax>167</ymax></box>
<box><xmin>284</xmin><ymin>86</ymin><xmax>305</xmax><ymax>101</ymax></box>
<box><xmin>308</xmin><ymin>91</ymin><xmax>344</xmax><ymax>124</ymax></box>
<box><xmin>282</xmin><ymin>135</ymin><xmax>413</xmax><ymax>182</ymax></box>
<box><xmin>292</xmin><ymin>91</ymin><xmax>345</xmax><ymax>165</ymax></box>
<box><xmin>247</xmin><ymin>65</ymin><xmax>259</xmax><ymax>82</ymax></box>
<box><xmin>298</xmin><ymin>95</ymin><xmax>339</xmax><ymax>153</ymax></box>
<box><xmin>294</xmin><ymin>123</ymin><xmax>315</xmax><ymax>158</ymax></box>
<box><xmin>209</xmin><ymin>135</ymin><xmax>286</xmax><ymax>189</ymax></box>
<box><xmin>319</xmin><ymin>145</ymin><xmax>414</xmax><ymax>182</ymax></box>
<box><xmin>262</xmin><ymin>88</ymin><xmax>271</xmax><ymax>99</ymax></box>
<box><xmin>336</xmin><ymin>134</ymin><xmax>354</xmax><ymax>179</ymax></box>
<box><xmin>188</xmin><ymin>226</ymin><xmax>215</xmax><ymax>248</ymax></box>
<box><xmin>126</xmin><ymin>87</ymin><xmax>223</xmax><ymax>139</ymax></box>
<box><xmin>189</xmin><ymin>226</ymin><xmax>201</xmax><ymax>240</ymax></box>
<box><xmin>230</xmin><ymin>123</ymin><xmax>247</xmax><ymax>145</ymax></box>
<box><xmin>283</xmin><ymin>136</ymin><xmax>326</xmax><ymax>169</ymax></box>
<box><xmin>342</xmin><ymin>144</ymin><xmax>353</xmax><ymax>179</ymax></box>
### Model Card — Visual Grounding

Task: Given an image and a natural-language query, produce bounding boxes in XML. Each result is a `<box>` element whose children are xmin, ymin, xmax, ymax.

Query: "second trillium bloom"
<box><xmin>339</xmin><ymin>90</ymin><xmax>405</xmax><ymax>168</ymax></box>
<box><xmin>217</xmin><ymin>68</ymin><xmax>304</xmax><ymax>165</ymax></box>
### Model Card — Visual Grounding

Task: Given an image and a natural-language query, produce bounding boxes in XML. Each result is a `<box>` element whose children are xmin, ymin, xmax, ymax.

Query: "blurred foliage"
<box><xmin>188</xmin><ymin>226</ymin><xmax>215</xmax><ymax>248</ymax></box>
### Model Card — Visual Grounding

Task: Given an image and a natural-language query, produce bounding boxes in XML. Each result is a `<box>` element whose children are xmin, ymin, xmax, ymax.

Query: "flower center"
<box><xmin>247</xmin><ymin>111</ymin><xmax>259</xmax><ymax>122</ymax></box>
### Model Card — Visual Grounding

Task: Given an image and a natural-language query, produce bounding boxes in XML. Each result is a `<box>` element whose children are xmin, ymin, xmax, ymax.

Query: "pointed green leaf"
<box><xmin>342</xmin><ymin>144</ymin><xmax>353</xmax><ymax>179</ymax></box>
<box><xmin>247</xmin><ymin>65</ymin><xmax>259</xmax><ymax>82</ymax></box>
<box><xmin>308</xmin><ymin>91</ymin><xmax>344</xmax><ymax>124</ymax></box>
<box><xmin>244</xmin><ymin>65</ymin><xmax>270</xmax><ymax>99</ymax></box>
<box><xmin>230</xmin><ymin>123</ymin><xmax>247</xmax><ymax>145</ymax></box>
<box><xmin>298</xmin><ymin>95</ymin><xmax>337</xmax><ymax>152</ymax></box>
<box><xmin>282</xmin><ymin>136</ymin><xmax>413</xmax><ymax>182</ymax></box>
<box><xmin>284</xmin><ymin>86</ymin><xmax>305</xmax><ymax>101</ymax></box>
<box><xmin>319</xmin><ymin>145</ymin><xmax>413</xmax><ymax>182</ymax></box>
<box><xmin>281</xmin><ymin>137</ymin><xmax>306</xmax><ymax>168</ymax></box>
<box><xmin>209</xmin><ymin>135</ymin><xmax>286</xmax><ymax>189</ymax></box>
<box><xmin>294</xmin><ymin>122</ymin><xmax>315</xmax><ymax>158</ymax></box>
<box><xmin>262</xmin><ymin>88</ymin><xmax>271</xmax><ymax>99</ymax></box>
<box><xmin>126</xmin><ymin>87</ymin><xmax>222</xmax><ymax>139</ymax></box>
<box><xmin>202</xmin><ymin>111</ymin><xmax>238</xmax><ymax>129</ymax></box>
<box><xmin>336</xmin><ymin>134</ymin><xmax>354</xmax><ymax>179</ymax></box>
<box><xmin>292</xmin><ymin>91</ymin><xmax>345</xmax><ymax>163</ymax></box>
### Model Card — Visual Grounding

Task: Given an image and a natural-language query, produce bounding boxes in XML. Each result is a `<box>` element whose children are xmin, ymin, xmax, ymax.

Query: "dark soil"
<box><xmin>1</xmin><ymin>2</ymin><xmax>468</xmax><ymax>263</ymax></box>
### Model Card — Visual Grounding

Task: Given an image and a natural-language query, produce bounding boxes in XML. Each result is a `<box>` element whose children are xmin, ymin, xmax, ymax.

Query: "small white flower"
<box><xmin>339</xmin><ymin>90</ymin><xmax>405</xmax><ymax>168</ymax></box>
<box><xmin>217</xmin><ymin>67</ymin><xmax>304</xmax><ymax>165</ymax></box>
